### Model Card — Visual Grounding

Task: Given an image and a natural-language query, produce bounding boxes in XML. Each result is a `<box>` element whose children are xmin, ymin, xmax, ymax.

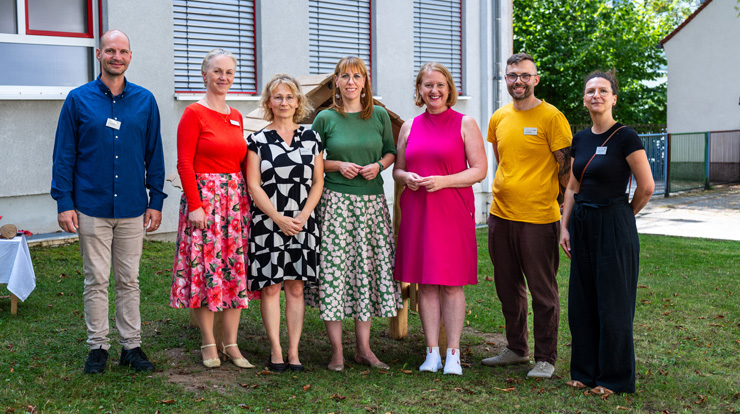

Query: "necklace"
<box><xmin>199</xmin><ymin>99</ymin><xmax>231</xmax><ymax>122</ymax></box>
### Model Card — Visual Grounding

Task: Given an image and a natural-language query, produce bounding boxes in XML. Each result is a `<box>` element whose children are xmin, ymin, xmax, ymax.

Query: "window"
<box><xmin>414</xmin><ymin>0</ymin><xmax>463</xmax><ymax>93</ymax></box>
<box><xmin>0</xmin><ymin>0</ymin><xmax>97</xmax><ymax>98</ymax></box>
<box><xmin>174</xmin><ymin>0</ymin><xmax>257</xmax><ymax>94</ymax></box>
<box><xmin>0</xmin><ymin>0</ymin><xmax>17</xmax><ymax>34</ymax></box>
<box><xmin>26</xmin><ymin>0</ymin><xmax>93</xmax><ymax>38</ymax></box>
<box><xmin>309</xmin><ymin>0</ymin><xmax>371</xmax><ymax>75</ymax></box>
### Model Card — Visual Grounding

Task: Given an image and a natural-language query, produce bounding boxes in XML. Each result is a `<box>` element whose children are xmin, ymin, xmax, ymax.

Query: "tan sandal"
<box><xmin>566</xmin><ymin>380</ymin><xmax>588</xmax><ymax>389</ymax></box>
<box><xmin>200</xmin><ymin>344</ymin><xmax>220</xmax><ymax>368</ymax></box>
<box><xmin>585</xmin><ymin>386</ymin><xmax>614</xmax><ymax>396</ymax></box>
<box><xmin>221</xmin><ymin>343</ymin><xmax>255</xmax><ymax>369</ymax></box>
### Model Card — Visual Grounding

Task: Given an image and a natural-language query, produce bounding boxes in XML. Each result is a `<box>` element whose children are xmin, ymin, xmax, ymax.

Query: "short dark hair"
<box><xmin>506</xmin><ymin>53</ymin><xmax>537</xmax><ymax>72</ymax></box>
<box><xmin>584</xmin><ymin>70</ymin><xmax>619</xmax><ymax>95</ymax></box>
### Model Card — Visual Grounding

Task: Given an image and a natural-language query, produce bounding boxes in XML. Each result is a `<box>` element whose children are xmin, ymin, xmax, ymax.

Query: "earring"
<box><xmin>361</xmin><ymin>92</ymin><xmax>366</xmax><ymax>98</ymax></box>
<box><xmin>335</xmin><ymin>93</ymin><xmax>341</xmax><ymax>99</ymax></box>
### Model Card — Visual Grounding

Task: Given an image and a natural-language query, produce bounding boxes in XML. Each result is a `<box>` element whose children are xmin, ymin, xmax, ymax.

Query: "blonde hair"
<box><xmin>330</xmin><ymin>56</ymin><xmax>374</xmax><ymax>120</ymax></box>
<box><xmin>201</xmin><ymin>49</ymin><xmax>237</xmax><ymax>86</ymax></box>
<box><xmin>414</xmin><ymin>62</ymin><xmax>458</xmax><ymax>108</ymax></box>
<box><xmin>259</xmin><ymin>73</ymin><xmax>313</xmax><ymax>123</ymax></box>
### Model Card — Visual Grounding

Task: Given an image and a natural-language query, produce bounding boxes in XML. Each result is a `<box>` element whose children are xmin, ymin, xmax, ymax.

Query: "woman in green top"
<box><xmin>307</xmin><ymin>56</ymin><xmax>402</xmax><ymax>371</ymax></box>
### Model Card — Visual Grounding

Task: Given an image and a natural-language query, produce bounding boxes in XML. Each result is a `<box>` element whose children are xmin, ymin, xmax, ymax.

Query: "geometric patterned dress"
<box><xmin>246</xmin><ymin>126</ymin><xmax>323</xmax><ymax>291</ymax></box>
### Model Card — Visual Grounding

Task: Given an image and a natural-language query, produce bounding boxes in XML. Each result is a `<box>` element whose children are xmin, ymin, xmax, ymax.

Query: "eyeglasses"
<box><xmin>271</xmin><ymin>95</ymin><xmax>296</xmax><ymax>103</ymax></box>
<box><xmin>340</xmin><ymin>73</ymin><xmax>365</xmax><ymax>82</ymax></box>
<box><xmin>585</xmin><ymin>89</ymin><xmax>611</xmax><ymax>97</ymax></box>
<box><xmin>505</xmin><ymin>73</ymin><xmax>536</xmax><ymax>83</ymax></box>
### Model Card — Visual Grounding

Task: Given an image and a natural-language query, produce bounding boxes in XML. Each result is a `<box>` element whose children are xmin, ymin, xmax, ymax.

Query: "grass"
<box><xmin>1</xmin><ymin>231</ymin><xmax>739</xmax><ymax>413</ymax></box>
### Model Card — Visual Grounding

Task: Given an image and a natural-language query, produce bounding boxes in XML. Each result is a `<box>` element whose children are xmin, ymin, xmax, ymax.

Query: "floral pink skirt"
<box><xmin>170</xmin><ymin>172</ymin><xmax>259</xmax><ymax>311</ymax></box>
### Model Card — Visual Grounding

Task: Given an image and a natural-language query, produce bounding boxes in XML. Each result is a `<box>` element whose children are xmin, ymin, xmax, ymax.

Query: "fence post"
<box><xmin>665</xmin><ymin>133</ymin><xmax>671</xmax><ymax>197</ymax></box>
<box><xmin>704</xmin><ymin>132</ymin><xmax>711</xmax><ymax>190</ymax></box>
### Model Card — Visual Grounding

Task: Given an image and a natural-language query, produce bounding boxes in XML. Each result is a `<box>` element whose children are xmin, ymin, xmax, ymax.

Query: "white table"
<box><xmin>0</xmin><ymin>235</ymin><xmax>36</xmax><ymax>314</ymax></box>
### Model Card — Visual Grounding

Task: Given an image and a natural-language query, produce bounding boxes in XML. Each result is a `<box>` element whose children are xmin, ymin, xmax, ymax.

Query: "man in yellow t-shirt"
<box><xmin>481</xmin><ymin>53</ymin><xmax>572</xmax><ymax>379</ymax></box>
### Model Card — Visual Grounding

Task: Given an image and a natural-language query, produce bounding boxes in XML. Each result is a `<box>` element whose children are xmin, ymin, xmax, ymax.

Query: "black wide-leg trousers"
<box><xmin>568</xmin><ymin>194</ymin><xmax>639</xmax><ymax>393</ymax></box>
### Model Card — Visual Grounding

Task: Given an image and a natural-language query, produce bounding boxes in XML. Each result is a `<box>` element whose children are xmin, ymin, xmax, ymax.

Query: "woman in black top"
<box><xmin>559</xmin><ymin>71</ymin><xmax>654</xmax><ymax>394</ymax></box>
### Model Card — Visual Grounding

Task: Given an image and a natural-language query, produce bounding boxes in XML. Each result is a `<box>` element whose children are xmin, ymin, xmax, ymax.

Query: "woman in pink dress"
<box><xmin>393</xmin><ymin>63</ymin><xmax>487</xmax><ymax>375</ymax></box>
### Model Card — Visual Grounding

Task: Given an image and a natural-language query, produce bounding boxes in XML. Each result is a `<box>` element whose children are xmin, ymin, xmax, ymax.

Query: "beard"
<box><xmin>508</xmin><ymin>83</ymin><xmax>533</xmax><ymax>101</ymax></box>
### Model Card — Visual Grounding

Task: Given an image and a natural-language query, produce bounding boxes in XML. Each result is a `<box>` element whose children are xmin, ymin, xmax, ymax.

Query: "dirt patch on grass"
<box><xmin>158</xmin><ymin>347</ymin><xmax>260</xmax><ymax>394</ymax></box>
<box><xmin>462</xmin><ymin>327</ymin><xmax>507</xmax><ymax>360</ymax></box>
<box><xmin>158</xmin><ymin>326</ymin><xmax>508</xmax><ymax>392</ymax></box>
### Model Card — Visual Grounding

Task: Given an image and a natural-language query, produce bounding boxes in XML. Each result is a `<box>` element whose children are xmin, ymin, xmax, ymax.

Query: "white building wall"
<box><xmin>664</xmin><ymin>0</ymin><xmax>740</xmax><ymax>133</ymax></box>
<box><xmin>0</xmin><ymin>0</ymin><xmax>512</xmax><ymax>238</ymax></box>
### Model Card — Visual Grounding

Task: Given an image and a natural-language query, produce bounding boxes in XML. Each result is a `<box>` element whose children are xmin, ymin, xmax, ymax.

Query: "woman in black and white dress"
<box><xmin>246</xmin><ymin>73</ymin><xmax>324</xmax><ymax>372</ymax></box>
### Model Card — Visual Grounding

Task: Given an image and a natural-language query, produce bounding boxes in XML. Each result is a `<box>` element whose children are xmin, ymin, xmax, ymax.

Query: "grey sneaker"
<box><xmin>481</xmin><ymin>348</ymin><xmax>530</xmax><ymax>367</ymax></box>
<box><xmin>527</xmin><ymin>361</ymin><xmax>555</xmax><ymax>378</ymax></box>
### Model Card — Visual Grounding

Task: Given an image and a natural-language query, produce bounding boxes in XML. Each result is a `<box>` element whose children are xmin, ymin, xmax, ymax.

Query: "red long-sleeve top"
<box><xmin>176</xmin><ymin>103</ymin><xmax>246</xmax><ymax>212</ymax></box>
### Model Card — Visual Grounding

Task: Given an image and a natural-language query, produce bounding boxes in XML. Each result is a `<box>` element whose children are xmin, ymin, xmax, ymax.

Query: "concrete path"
<box><xmin>636</xmin><ymin>184</ymin><xmax>740</xmax><ymax>241</ymax></box>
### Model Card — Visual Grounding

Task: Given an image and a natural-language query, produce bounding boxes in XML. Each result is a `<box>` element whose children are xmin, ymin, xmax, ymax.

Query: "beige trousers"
<box><xmin>77</xmin><ymin>211</ymin><xmax>145</xmax><ymax>350</ymax></box>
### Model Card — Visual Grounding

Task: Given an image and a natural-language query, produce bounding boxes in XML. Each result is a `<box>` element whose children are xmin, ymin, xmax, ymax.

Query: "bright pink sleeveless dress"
<box><xmin>394</xmin><ymin>108</ymin><xmax>478</xmax><ymax>286</ymax></box>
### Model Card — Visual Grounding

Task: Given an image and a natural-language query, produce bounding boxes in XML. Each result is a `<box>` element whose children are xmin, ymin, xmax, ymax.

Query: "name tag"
<box><xmin>299</xmin><ymin>147</ymin><xmax>313</xmax><ymax>156</ymax></box>
<box><xmin>230</xmin><ymin>119</ymin><xmax>241</xmax><ymax>127</ymax></box>
<box><xmin>523</xmin><ymin>127</ymin><xmax>537</xmax><ymax>135</ymax></box>
<box><xmin>106</xmin><ymin>118</ymin><xmax>121</xmax><ymax>130</ymax></box>
<box><xmin>595</xmin><ymin>146</ymin><xmax>607</xmax><ymax>155</ymax></box>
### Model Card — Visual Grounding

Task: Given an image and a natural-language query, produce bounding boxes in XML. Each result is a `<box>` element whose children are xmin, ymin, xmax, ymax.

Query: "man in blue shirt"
<box><xmin>51</xmin><ymin>29</ymin><xmax>166</xmax><ymax>374</ymax></box>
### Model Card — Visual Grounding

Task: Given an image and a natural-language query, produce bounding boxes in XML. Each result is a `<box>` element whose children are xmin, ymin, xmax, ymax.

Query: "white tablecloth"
<box><xmin>0</xmin><ymin>235</ymin><xmax>36</xmax><ymax>301</ymax></box>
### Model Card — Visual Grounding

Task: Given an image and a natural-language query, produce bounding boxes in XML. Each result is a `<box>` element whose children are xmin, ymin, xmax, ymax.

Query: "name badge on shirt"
<box><xmin>595</xmin><ymin>146</ymin><xmax>607</xmax><ymax>155</ymax></box>
<box><xmin>299</xmin><ymin>147</ymin><xmax>313</xmax><ymax>156</ymax></box>
<box><xmin>230</xmin><ymin>119</ymin><xmax>241</xmax><ymax>127</ymax></box>
<box><xmin>106</xmin><ymin>118</ymin><xmax>121</xmax><ymax>130</ymax></box>
<box><xmin>523</xmin><ymin>127</ymin><xmax>537</xmax><ymax>135</ymax></box>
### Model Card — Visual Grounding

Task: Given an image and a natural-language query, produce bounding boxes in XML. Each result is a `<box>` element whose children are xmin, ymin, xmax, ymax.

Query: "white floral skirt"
<box><xmin>304</xmin><ymin>188</ymin><xmax>403</xmax><ymax>321</ymax></box>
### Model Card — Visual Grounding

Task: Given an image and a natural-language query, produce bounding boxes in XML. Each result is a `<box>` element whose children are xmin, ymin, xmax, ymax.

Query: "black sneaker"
<box><xmin>119</xmin><ymin>347</ymin><xmax>156</xmax><ymax>372</ymax></box>
<box><xmin>84</xmin><ymin>348</ymin><xmax>109</xmax><ymax>374</ymax></box>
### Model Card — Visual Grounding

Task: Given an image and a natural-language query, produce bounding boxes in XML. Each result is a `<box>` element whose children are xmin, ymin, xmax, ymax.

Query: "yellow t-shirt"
<box><xmin>487</xmin><ymin>100</ymin><xmax>572</xmax><ymax>224</ymax></box>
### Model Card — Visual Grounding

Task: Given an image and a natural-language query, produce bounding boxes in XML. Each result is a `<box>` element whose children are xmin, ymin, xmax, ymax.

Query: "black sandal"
<box><xmin>266</xmin><ymin>358</ymin><xmax>286</xmax><ymax>372</ymax></box>
<box><xmin>287</xmin><ymin>363</ymin><xmax>305</xmax><ymax>372</ymax></box>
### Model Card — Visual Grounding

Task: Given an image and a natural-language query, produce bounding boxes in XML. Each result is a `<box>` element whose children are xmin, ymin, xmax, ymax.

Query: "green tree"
<box><xmin>513</xmin><ymin>0</ymin><xmax>695</xmax><ymax>126</ymax></box>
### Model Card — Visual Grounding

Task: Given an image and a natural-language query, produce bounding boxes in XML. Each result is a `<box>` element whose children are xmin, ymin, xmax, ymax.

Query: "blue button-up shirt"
<box><xmin>51</xmin><ymin>75</ymin><xmax>167</xmax><ymax>218</ymax></box>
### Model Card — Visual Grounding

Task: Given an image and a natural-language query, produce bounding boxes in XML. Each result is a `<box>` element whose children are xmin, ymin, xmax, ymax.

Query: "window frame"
<box><xmin>0</xmin><ymin>0</ymin><xmax>100</xmax><ymax>100</ymax></box>
<box><xmin>173</xmin><ymin>0</ymin><xmax>258</xmax><ymax>96</ymax></box>
<box><xmin>24</xmin><ymin>0</ymin><xmax>94</xmax><ymax>38</ymax></box>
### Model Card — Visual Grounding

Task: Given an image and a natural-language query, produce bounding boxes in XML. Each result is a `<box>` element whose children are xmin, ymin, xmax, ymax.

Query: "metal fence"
<box><xmin>666</xmin><ymin>130</ymin><xmax>740</xmax><ymax>194</ymax></box>
<box><xmin>639</xmin><ymin>133</ymin><xmax>667</xmax><ymax>195</ymax></box>
<box><xmin>632</xmin><ymin>129</ymin><xmax>739</xmax><ymax>197</ymax></box>
<box><xmin>709</xmin><ymin>130</ymin><xmax>740</xmax><ymax>185</ymax></box>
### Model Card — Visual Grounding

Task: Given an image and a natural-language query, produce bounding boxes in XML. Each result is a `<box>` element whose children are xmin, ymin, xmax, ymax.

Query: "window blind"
<box><xmin>174</xmin><ymin>0</ymin><xmax>256</xmax><ymax>93</ymax></box>
<box><xmin>414</xmin><ymin>0</ymin><xmax>462</xmax><ymax>92</ymax></box>
<box><xmin>309</xmin><ymin>0</ymin><xmax>371</xmax><ymax>75</ymax></box>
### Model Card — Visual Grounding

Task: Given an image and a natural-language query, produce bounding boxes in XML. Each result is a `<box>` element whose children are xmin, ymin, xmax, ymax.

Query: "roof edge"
<box><xmin>660</xmin><ymin>0</ymin><xmax>714</xmax><ymax>45</ymax></box>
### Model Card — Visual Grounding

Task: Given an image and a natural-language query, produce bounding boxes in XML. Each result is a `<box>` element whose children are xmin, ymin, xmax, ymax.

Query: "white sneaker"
<box><xmin>443</xmin><ymin>348</ymin><xmax>462</xmax><ymax>375</ymax></box>
<box><xmin>419</xmin><ymin>347</ymin><xmax>443</xmax><ymax>373</ymax></box>
<box><xmin>481</xmin><ymin>348</ymin><xmax>530</xmax><ymax>367</ymax></box>
<box><xmin>527</xmin><ymin>361</ymin><xmax>555</xmax><ymax>378</ymax></box>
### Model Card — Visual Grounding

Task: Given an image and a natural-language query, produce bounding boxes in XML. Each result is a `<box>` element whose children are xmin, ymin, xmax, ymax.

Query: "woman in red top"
<box><xmin>170</xmin><ymin>49</ymin><xmax>256</xmax><ymax>369</ymax></box>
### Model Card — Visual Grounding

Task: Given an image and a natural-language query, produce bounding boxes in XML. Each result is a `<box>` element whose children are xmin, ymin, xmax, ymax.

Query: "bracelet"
<box><xmin>376</xmin><ymin>161</ymin><xmax>384</xmax><ymax>171</ymax></box>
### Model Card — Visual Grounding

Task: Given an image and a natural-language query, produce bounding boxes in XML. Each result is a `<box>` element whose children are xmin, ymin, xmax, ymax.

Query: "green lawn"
<box><xmin>1</xmin><ymin>232</ymin><xmax>738</xmax><ymax>413</ymax></box>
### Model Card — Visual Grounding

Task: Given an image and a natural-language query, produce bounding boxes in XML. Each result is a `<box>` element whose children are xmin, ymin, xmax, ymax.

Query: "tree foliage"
<box><xmin>513</xmin><ymin>0</ymin><xmax>695</xmax><ymax>126</ymax></box>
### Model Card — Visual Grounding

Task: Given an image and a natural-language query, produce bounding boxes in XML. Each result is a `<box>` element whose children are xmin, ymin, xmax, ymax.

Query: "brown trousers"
<box><xmin>78</xmin><ymin>211</ymin><xmax>145</xmax><ymax>350</ymax></box>
<box><xmin>487</xmin><ymin>214</ymin><xmax>560</xmax><ymax>365</ymax></box>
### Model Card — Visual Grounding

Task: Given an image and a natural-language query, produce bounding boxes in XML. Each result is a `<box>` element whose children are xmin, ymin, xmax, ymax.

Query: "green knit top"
<box><xmin>311</xmin><ymin>106</ymin><xmax>396</xmax><ymax>195</ymax></box>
